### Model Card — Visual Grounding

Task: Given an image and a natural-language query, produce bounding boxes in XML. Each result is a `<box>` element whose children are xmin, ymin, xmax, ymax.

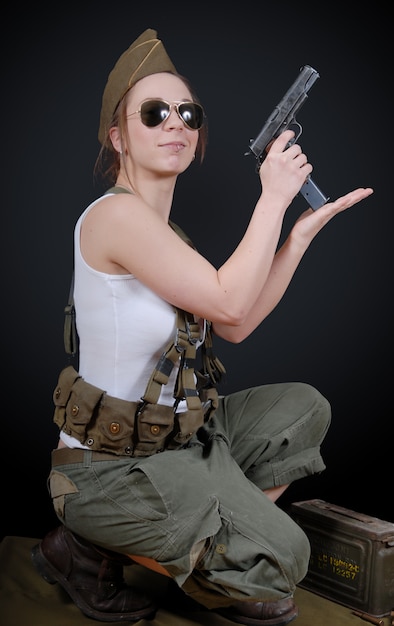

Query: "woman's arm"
<box><xmin>212</xmin><ymin>186</ymin><xmax>373</xmax><ymax>342</ymax></box>
<box><xmin>82</xmin><ymin>131</ymin><xmax>372</xmax><ymax>331</ymax></box>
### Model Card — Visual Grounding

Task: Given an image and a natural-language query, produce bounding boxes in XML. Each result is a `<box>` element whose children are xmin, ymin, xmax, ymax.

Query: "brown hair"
<box><xmin>93</xmin><ymin>73</ymin><xmax>208</xmax><ymax>187</ymax></box>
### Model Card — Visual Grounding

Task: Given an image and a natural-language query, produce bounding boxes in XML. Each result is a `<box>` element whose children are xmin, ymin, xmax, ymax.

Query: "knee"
<box><xmin>309</xmin><ymin>384</ymin><xmax>332</xmax><ymax>437</ymax></box>
<box><xmin>273</xmin><ymin>510</ymin><xmax>311</xmax><ymax>583</ymax></box>
<box><xmin>291</xmin><ymin>518</ymin><xmax>311</xmax><ymax>582</ymax></box>
<box><xmin>291</xmin><ymin>381</ymin><xmax>332</xmax><ymax>436</ymax></box>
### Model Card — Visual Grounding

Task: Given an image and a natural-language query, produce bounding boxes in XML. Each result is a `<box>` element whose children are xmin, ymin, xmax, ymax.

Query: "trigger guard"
<box><xmin>286</xmin><ymin>121</ymin><xmax>303</xmax><ymax>146</ymax></box>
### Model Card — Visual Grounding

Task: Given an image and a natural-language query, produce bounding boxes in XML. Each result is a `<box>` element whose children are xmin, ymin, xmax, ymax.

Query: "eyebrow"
<box><xmin>139</xmin><ymin>97</ymin><xmax>193</xmax><ymax>103</ymax></box>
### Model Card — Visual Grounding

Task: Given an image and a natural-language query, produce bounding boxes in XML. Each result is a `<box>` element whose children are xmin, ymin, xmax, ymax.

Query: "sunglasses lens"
<box><xmin>178</xmin><ymin>103</ymin><xmax>204</xmax><ymax>130</ymax></box>
<box><xmin>140</xmin><ymin>100</ymin><xmax>171</xmax><ymax>127</ymax></box>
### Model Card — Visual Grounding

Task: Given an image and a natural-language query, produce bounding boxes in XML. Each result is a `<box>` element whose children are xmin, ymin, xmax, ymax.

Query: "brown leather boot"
<box><xmin>215</xmin><ymin>597</ymin><xmax>298</xmax><ymax>625</ymax></box>
<box><xmin>31</xmin><ymin>525</ymin><xmax>157</xmax><ymax>622</ymax></box>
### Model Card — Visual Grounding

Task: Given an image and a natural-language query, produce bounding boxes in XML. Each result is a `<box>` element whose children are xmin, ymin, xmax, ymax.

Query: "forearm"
<box><xmin>213</xmin><ymin>186</ymin><xmax>374</xmax><ymax>342</ymax></box>
<box><xmin>214</xmin><ymin>193</ymin><xmax>288</xmax><ymax>322</ymax></box>
<box><xmin>213</xmin><ymin>232</ymin><xmax>307</xmax><ymax>342</ymax></box>
<box><xmin>211</xmin><ymin>132</ymin><xmax>314</xmax><ymax>326</ymax></box>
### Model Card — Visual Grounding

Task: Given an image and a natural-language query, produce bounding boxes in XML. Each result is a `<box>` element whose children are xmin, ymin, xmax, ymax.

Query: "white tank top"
<box><xmin>74</xmin><ymin>193</ymin><xmax>187</xmax><ymax>405</ymax></box>
<box><xmin>61</xmin><ymin>194</ymin><xmax>195</xmax><ymax>449</ymax></box>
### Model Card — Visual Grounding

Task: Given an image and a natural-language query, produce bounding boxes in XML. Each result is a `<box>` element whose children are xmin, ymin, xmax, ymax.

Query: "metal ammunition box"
<box><xmin>290</xmin><ymin>499</ymin><xmax>394</xmax><ymax>617</ymax></box>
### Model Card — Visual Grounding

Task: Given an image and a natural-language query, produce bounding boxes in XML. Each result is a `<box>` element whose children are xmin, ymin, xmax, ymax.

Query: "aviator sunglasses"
<box><xmin>128</xmin><ymin>99</ymin><xmax>205</xmax><ymax>130</ymax></box>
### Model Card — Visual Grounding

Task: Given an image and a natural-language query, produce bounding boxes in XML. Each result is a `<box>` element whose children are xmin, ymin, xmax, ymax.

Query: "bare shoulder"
<box><xmin>85</xmin><ymin>190</ymin><xmax>142</xmax><ymax>218</ymax></box>
<box><xmin>80</xmin><ymin>192</ymin><xmax>178</xmax><ymax>274</ymax></box>
<box><xmin>83</xmin><ymin>191</ymin><xmax>156</xmax><ymax>235</ymax></box>
<box><xmin>80</xmin><ymin>193</ymin><xmax>145</xmax><ymax>273</ymax></box>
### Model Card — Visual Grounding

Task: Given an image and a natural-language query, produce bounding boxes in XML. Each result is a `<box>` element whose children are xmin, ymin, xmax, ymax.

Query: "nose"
<box><xmin>164</xmin><ymin>105</ymin><xmax>183</xmax><ymax>129</ymax></box>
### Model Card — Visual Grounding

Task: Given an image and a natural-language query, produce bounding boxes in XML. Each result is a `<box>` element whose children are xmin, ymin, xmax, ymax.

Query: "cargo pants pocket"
<box><xmin>48</xmin><ymin>469</ymin><xmax>79</xmax><ymax>520</ymax></box>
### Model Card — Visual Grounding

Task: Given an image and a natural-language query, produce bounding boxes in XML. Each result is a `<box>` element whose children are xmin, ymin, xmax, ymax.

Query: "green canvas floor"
<box><xmin>0</xmin><ymin>536</ymin><xmax>391</xmax><ymax>626</ymax></box>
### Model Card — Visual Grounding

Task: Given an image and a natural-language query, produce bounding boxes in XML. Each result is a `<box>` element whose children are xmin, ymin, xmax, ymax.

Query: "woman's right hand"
<box><xmin>258</xmin><ymin>130</ymin><xmax>313</xmax><ymax>206</ymax></box>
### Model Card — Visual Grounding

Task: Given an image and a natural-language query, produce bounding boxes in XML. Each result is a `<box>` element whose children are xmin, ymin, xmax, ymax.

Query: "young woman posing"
<box><xmin>32</xmin><ymin>29</ymin><xmax>373</xmax><ymax>626</ymax></box>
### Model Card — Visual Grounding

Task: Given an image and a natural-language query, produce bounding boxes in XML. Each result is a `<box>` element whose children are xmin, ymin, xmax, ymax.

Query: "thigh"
<box><xmin>48</xmin><ymin>448</ymin><xmax>223</xmax><ymax>573</ymax></box>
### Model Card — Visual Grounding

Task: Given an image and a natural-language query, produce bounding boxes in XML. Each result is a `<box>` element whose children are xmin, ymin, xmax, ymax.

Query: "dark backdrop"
<box><xmin>2</xmin><ymin>4</ymin><xmax>392</xmax><ymax>540</ymax></box>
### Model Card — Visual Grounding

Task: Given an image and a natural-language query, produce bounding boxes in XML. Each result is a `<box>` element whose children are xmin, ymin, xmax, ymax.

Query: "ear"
<box><xmin>109</xmin><ymin>126</ymin><xmax>122</xmax><ymax>153</ymax></box>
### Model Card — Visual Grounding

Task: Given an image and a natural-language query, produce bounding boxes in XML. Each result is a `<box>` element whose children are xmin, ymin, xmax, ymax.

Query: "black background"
<box><xmin>2</xmin><ymin>3</ymin><xmax>392</xmax><ymax>540</ymax></box>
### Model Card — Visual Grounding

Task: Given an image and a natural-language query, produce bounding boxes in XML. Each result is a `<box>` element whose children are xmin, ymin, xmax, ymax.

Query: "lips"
<box><xmin>161</xmin><ymin>142</ymin><xmax>186</xmax><ymax>152</ymax></box>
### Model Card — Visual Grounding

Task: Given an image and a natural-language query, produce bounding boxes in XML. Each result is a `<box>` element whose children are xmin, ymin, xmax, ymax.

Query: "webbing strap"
<box><xmin>141</xmin><ymin>309</ymin><xmax>202</xmax><ymax>410</ymax></box>
<box><xmin>173</xmin><ymin>316</ymin><xmax>202</xmax><ymax>411</ymax></box>
<box><xmin>64</xmin><ymin>272</ymin><xmax>78</xmax><ymax>358</ymax></box>
<box><xmin>200</xmin><ymin>321</ymin><xmax>227</xmax><ymax>385</ymax></box>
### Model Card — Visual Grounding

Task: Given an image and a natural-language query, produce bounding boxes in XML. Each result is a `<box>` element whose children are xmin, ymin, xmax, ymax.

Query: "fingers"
<box><xmin>271</xmin><ymin>131</ymin><xmax>309</xmax><ymax>168</ymax></box>
<box><xmin>330</xmin><ymin>187</ymin><xmax>374</xmax><ymax>210</ymax></box>
<box><xmin>269</xmin><ymin>130</ymin><xmax>295</xmax><ymax>153</ymax></box>
<box><xmin>259</xmin><ymin>129</ymin><xmax>314</xmax><ymax>202</ymax></box>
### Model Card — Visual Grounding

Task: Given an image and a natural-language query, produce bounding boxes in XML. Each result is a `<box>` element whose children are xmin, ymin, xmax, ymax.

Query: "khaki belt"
<box><xmin>52</xmin><ymin>448</ymin><xmax>123</xmax><ymax>466</ymax></box>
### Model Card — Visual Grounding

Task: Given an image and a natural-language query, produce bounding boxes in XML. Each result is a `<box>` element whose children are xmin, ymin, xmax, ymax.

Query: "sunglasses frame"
<box><xmin>128</xmin><ymin>98</ymin><xmax>205</xmax><ymax>131</ymax></box>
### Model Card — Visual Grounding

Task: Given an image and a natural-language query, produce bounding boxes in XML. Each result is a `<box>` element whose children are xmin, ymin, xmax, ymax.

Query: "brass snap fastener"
<box><xmin>55</xmin><ymin>387</ymin><xmax>61</xmax><ymax>399</ymax></box>
<box><xmin>109</xmin><ymin>422</ymin><xmax>120</xmax><ymax>434</ymax></box>
<box><xmin>150</xmin><ymin>425</ymin><xmax>160</xmax><ymax>435</ymax></box>
<box><xmin>71</xmin><ymin>405</ymin><xmax>79</xmax><ymax>416</ymax></box>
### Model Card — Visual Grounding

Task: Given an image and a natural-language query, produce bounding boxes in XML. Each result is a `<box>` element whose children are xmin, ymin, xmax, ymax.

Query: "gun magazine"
<box><xmin>300</xmin><ymin>177</ymin><xmax>329</xmax><ymax>210</ymax></box>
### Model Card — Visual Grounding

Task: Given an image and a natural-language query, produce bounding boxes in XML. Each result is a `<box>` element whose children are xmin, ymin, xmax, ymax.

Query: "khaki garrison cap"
<box><xmin>98</xmin><ymin>28</ymin><xmax>177</xmax><ymax>144</ymax></box>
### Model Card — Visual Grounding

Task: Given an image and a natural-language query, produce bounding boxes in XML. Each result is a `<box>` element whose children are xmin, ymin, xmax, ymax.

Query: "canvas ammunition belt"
<box><xmin>54</xmin><ymin>307</ymin><xmax>224</xmax><ymax>457</ymax></box>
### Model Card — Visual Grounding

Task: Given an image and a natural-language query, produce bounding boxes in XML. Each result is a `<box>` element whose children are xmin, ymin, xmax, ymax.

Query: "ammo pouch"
<box><xmin>54</xmin><ymin>310</ymin><xmax>225</xmax><ymax>457</ymax></box>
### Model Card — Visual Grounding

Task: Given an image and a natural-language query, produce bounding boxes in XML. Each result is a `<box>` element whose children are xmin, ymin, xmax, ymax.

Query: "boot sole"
<box><xmin>215</xmin><ymin>605</ymin><xmax>298</xmax><ymax>626</ymax></box>
<box><xmin>31</xmin><ymin>542</ymin><xmax>157</xmax><ymax>622</ymax></box>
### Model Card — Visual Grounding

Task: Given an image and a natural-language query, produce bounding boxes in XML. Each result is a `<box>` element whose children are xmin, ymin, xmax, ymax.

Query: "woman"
<box><xmin>32</xmin><ymin>29</ymin><xmax>373</xmax><ymax>625</ymax></box>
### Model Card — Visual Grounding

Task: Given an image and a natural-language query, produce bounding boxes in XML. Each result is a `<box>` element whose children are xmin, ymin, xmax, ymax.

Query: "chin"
<box><xmin>164</xmin><ymin>156</ymin><xmax>193</xmax><ymax>174</ymax></box>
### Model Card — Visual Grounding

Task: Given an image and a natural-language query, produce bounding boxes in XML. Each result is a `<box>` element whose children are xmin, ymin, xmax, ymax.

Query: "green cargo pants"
<box><xmin>48</xmin><ymin>381</ymin><xmax>331</xmax><ymax>609</ymax></box>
